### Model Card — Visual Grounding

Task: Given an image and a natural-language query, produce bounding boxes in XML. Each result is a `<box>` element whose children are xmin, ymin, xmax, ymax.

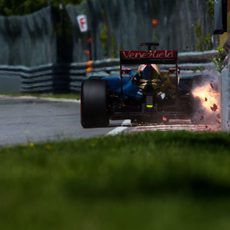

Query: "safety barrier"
<box><xmin>0</xmin><ymin>50</ymin><xmax>218</xmax><ymax>93</ymax></box>
<box><xmin>221</xmin><ymin>67</ymin><xmax>230</xmax><ymax>131</ymax></box>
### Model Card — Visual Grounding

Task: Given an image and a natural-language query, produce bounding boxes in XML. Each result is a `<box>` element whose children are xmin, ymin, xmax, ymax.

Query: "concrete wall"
<box><xmin>220</xmin><ymin>0</ymin><xmax>230</xmax><ymax>131</ymax></box>
<box><xmin>221</xmin><ymin>67</ymin><xmax>230</xmax><ymax>131</ymax></box>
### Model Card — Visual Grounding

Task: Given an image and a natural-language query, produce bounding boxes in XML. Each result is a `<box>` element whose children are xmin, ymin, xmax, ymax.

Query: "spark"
<box><xmin>192</xmin><ymin>82</ymin><xmax>220</xmax><ymax>114</ymax></box>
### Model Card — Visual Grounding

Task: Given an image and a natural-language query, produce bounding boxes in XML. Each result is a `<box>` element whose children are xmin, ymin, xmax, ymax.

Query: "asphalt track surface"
<box><xmin>0</xmin><ymin>97</ymin><xmax>128</xmax><ymax>147</ymax></box>
<box><xmin>0</xmin><ymin>96</ymin><xmax>220</xmax><ymax>147</ymax></box>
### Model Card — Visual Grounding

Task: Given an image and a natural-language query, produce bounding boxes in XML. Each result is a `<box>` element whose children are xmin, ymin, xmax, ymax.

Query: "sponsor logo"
<box><xmin>121</xmin><ymin>50</ymin><xmax>176</xmax><ymax>59</ymax></box>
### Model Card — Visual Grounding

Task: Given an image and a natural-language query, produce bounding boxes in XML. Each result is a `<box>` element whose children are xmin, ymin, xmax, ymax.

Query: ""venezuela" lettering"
<box><xmin>120</xmin><ymin>50</ymin><xmax>177</xmax><ymax>60</ymax></box>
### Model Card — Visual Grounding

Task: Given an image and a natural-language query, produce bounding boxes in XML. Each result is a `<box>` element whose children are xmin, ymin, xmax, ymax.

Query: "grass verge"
<box><xmin>0</xmin><ymin>131</ymin><xmax>230</xmax><ymax>230</ymax></box>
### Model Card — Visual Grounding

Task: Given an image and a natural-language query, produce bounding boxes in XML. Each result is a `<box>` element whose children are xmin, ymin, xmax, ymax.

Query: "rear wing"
<box><xmin>120</xmin><ymin>50</ymin><xmax>177</xmax><ymax>64</ymax></box>
<box><xmin>119</xmin><ymin>50</ymin><xmax>179</xmax><ymax>94</ymax></box>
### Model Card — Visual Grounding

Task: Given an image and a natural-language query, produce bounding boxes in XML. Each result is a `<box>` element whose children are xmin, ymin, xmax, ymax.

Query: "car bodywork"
<box><xmin>81</xmin><ymin>44</ymin><xmax>195</xmax><ymax>128</ymax></box>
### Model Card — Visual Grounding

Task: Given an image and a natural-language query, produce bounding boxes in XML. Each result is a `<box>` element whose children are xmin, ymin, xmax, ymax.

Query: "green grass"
<box><xmin>0</xmin><ymin>131</ymin><xmax>230</xmax><ymax>230</ymax></box>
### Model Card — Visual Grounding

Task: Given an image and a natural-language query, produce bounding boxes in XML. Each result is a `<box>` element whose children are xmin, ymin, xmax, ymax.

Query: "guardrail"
<box><xmin>0</xmin><ymin>50</ymin><xmax>218</xmax><ymax>93</ymax></box>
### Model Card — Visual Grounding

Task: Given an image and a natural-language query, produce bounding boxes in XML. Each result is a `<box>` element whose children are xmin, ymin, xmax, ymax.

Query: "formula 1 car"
<box><xmin>81</xmin><ymin>43</ymin><xmax>195</xmax><ymax>128</ymax></box>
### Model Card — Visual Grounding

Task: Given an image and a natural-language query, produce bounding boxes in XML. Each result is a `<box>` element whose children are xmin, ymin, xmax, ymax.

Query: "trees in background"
<box><xmin>0</xmin><ymin>0</ymin><xmax>83</xmax><ymax>16</ymax></box>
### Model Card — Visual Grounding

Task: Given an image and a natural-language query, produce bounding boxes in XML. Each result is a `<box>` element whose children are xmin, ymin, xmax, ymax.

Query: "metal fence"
<box><xmin>0</xmin><ymin>50</ymin><xmax>218</xmax><ymax>93</ymax></box>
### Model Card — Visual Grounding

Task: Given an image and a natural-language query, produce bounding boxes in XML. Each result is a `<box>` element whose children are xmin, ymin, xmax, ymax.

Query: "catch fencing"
<box><xmin>0</xmin><ymin>50</ymin><xmax>218</xmax><ymax>93</ymax></box>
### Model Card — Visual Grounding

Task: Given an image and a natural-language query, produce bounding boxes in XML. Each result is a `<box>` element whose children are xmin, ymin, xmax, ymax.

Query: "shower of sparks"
<box><xmin>192</xmin><ymin>82</ymin><xmax>220</xmax><ymax>113</ymax></box>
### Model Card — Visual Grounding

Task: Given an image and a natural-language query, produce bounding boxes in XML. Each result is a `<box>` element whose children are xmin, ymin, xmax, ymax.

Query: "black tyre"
<box><xmin>81</xmin><ymin>79</ymin><xmax>109</xmax><ymax>128</ymax></box>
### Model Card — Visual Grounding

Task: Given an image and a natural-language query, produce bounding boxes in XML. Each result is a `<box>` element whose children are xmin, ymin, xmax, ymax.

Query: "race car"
<box><xmin>81</xmin><ymin>43</ymin><xmax>195</xmax><ymax>128</ymax></box>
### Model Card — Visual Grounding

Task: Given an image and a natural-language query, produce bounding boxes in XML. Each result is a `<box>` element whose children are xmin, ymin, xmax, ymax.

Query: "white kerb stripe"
<box><xmin>107</xmin><ymin>119</ymin><xmax>131</xmax><ymax>136</ymax></box>
<box><xmin>107</xmin><ymin>126</ymin><xmax>128</xmax><ymax>136</ymax></box>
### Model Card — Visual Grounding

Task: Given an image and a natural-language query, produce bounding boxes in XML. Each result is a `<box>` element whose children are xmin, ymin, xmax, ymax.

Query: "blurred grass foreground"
<box><xmin>0</xmin><ymin>131</ymin><xmax>230</xmax><ymax>230</ymax></box>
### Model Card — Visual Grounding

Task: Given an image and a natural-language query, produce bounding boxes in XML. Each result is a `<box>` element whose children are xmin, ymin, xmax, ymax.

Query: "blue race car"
<box><xmin>81</xmin><ymin>43</ymin><xmax>194</xmax><ymax>128</ymax></box>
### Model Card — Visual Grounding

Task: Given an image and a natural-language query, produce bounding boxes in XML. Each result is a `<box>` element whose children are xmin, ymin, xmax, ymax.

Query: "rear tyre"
<box><xmin>81</xmin><ymin>79</ymin><xmax>109</xmax><ymax>128</ymax></box>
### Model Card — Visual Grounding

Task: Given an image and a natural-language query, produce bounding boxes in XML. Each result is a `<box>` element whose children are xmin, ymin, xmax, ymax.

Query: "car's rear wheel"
<box><xmin>81</xmin><ymin>79</ymin><xmax>109</xmax><ymax>128</ymax></box>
